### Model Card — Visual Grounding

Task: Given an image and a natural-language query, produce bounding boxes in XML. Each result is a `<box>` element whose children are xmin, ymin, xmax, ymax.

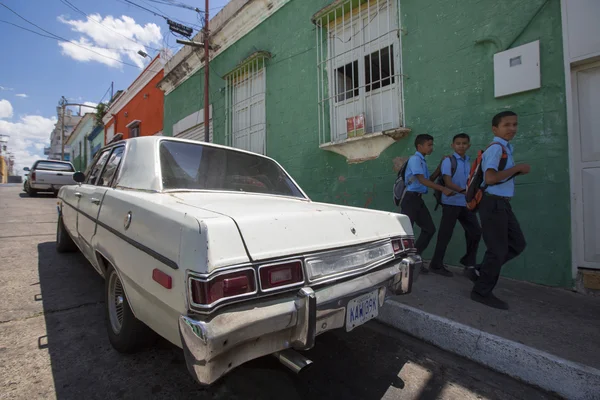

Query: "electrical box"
<box><xmin>493</xmin><ymin>40</ymin><xmax>540</xmax><ymax>98</ymax></box>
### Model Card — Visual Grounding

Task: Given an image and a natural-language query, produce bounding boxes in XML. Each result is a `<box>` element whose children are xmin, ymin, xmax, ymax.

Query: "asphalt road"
<box><xmin>0</xmin><ymin>185</ymin><xmax>559</xmax><ymax>400</ymax></box>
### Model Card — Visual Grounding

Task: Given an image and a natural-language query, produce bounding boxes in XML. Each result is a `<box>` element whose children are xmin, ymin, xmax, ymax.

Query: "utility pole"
<box><xmin>203</xmin><ymin>0</ymin><xmax>210</xmax><ymax>143</ymax></box>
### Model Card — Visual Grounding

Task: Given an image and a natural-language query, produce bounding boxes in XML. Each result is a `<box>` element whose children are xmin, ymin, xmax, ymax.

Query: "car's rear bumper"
<box><xmin>178</xmin><ymin>255</ymin><xmax>421</xmax><ymax>386</ymax></box>
<box><xmin>30</xmin><ymin>182</ymin><xmax>65</xmax><ymax>190</ymax></box>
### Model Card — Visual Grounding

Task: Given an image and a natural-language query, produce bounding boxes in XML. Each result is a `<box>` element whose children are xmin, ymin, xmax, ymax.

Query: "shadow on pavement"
<box><xmin>37</xmin><ymin>241</ymin><xmax>531</xmax><ymax>400</ymax></box>
<box><xmin>19</xmin><ymin>193</ymin><xmax>56</xmax><ymax>198</ymax></box>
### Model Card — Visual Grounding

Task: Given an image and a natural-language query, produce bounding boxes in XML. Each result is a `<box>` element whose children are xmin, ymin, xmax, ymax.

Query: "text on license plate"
<box><xmin>345</xmin><ymin>289</ymin><xmax>379</xmax><ymax>332</ymax></box>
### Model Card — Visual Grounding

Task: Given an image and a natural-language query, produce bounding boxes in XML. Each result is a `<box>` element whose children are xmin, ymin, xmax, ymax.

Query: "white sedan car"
<box><xmin>56</xmin><ymin>136</ymin><xmax>421</xmax><ymax>386</ymax></box>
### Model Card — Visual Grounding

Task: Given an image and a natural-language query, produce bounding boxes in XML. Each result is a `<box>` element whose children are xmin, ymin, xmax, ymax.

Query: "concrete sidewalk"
<box><xmin>377</xmin><ymin>266</ymin><xmax>600</xmax><ymax>400</ymax></box>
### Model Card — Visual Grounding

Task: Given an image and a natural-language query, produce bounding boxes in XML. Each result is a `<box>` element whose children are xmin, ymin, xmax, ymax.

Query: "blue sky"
<box><xmin>0</xmin><ymin>0</ymin><xmax>229</xmax><ymax>172</ymax></box>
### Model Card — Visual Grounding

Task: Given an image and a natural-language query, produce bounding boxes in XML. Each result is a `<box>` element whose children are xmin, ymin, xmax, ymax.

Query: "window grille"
<box><xmin>224</xmin><ymin>52</ymin><xmax>270</xmax><ymax>155</ymax></box>
<box><xmin>314</xmin><ymin>0</ymin><xmax>403</xmax><ymax>145</ymax></box>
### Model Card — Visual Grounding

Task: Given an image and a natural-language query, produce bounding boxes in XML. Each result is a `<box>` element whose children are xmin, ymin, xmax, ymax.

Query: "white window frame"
<box><xmin>225</xmin><ymin>52</ymin><xmax>270</xmax><ymax>155</ymax></box>
<box><xmin>315</xmin><ymin>0</ymin><xmax>402</xmax><ymax>144</ymax></box>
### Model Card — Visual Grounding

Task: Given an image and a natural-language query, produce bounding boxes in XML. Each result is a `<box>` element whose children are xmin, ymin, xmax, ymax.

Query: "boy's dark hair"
<box><xmin>492</xmin><ymin>111</ymin><xmax>517</xmax><ymax>127</ymax></box>
<box><xmin>414</xmin><ymin>133</ymin><xmax>434</xmax><ymax>148</ymax></box>
<box><xmin>453</xmin><ymin>133</ymin><xmax>470</xmax><ymax>142</ymax></box>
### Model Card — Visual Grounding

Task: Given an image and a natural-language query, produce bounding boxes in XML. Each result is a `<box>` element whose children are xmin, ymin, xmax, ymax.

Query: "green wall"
<box><xmin>163</xmin><ymin>0</ymin><xmax>571</xmax><ymax>288</ymax></box>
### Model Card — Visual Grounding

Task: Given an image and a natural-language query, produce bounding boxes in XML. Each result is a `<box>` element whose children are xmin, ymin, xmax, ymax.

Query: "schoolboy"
<box><xmin>429</xmin><ymin>133</ymin><xmax>482</xmax><ymax>277</ymax></box>
<box><xmin>401</xmin><ymin>134</ymin><xmax>455</xmax><ymax>273</ymax></box>
<box><xmin>471</xmin><ymin>111</ymin><xmax>530</xmax><ymax>310</ymax></box>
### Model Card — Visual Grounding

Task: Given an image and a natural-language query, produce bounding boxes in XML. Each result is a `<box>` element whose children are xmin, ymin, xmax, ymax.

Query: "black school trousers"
<box><xmin>429</xmin><ymin>205</ymin><xmax>481</xmax><ymax>270</ymax></box>
<box><xmin>400</xmin><ymin>191</ymin><xmax>436</xmax><ymax>255</ymax></box>
<box><xmin>473</xmin><ymin>194</ymin><xmax>527</xmax><ymax>297</ymax></box>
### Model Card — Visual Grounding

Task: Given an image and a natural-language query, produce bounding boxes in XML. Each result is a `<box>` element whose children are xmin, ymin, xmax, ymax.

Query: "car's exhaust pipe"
<box><xmin>273</xmin><ymin>349</ymin><xmax>313</xmax><ymax>373</ymax></box>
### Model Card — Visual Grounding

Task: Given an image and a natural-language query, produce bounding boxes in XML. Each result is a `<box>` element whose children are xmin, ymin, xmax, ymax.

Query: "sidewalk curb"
<box><xmin>377</xmin><ymin>300</ymin><xmax>600</xmax><ymax>400</ymax></box>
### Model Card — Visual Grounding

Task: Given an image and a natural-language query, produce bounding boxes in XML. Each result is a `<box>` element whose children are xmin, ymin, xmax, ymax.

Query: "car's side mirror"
<box><xmin>73</xmin><ymin>172</ymin><xmax>85</xmax><ymax>183</ymax></box>
<box><xmin>23</xmin><ymin>167</ymin><xmax>30</xmax><ymax>172</ymax></box>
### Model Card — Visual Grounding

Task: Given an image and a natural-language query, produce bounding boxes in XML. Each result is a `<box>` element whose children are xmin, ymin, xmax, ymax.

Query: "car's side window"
<box><xmin>85</xmin><ymin>150</ymin><xmax>111</xmax><ymax>185</ymax></box>
<box><xmin>98</xmin><ymin>147</ymin><xmax>125</xmax><ymax>187</ymax></box>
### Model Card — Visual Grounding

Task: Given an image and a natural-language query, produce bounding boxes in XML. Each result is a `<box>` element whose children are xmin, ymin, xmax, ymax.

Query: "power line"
<box><xmin>145</xmin><ymin>0</ymin><xmax>201</xmax><ymax>13</ymax></box>
<box><xmin>121</xmin><ymin>0</ymin><xmax>168</xmax><ymax>20</ymax></box>
<box><xmin>59</xmin><ymin>0</ymin><xmax>162</xmax><ymax>53</ymax></box>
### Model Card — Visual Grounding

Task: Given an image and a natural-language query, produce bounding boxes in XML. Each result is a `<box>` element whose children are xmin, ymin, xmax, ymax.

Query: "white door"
<box><xmin>572</xmin><ymin>61</ymin><xmax>600</xmax><ymax>269</ymax></box>
<box><xmin>232</xmin><ymin>69</ymin><xmax>266</xmax><ymax>154</ymax></box>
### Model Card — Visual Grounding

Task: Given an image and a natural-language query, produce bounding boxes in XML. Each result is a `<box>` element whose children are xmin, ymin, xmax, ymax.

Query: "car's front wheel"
<box><xmin>105</xmin><ymin>265</ymin><xmax>156</xmax><ymax>353</ymax></box>
<box><xmin>56</xmin><ymin>215</ymin><xmax>77</xmax><ymax>253</ymax></box>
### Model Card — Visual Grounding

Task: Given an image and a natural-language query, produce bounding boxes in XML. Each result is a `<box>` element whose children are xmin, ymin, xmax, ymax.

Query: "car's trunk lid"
<box><xmin>170</xmin><ymin>192</ymin><xmax>412</xmax><ymax>261</ymax></box>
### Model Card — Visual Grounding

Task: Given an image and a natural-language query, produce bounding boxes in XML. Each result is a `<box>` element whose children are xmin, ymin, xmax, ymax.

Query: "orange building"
<box><xmin>103</xmin><ymin>55</ymin><xmax>164</xmax><ymax>143</ymax></box>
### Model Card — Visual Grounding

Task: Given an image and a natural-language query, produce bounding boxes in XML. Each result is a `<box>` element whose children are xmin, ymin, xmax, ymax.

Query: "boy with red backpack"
<box><xmin>467</xmin><ymin>111</ymin><xmax>530</xmax><ymax>310</ymax></box>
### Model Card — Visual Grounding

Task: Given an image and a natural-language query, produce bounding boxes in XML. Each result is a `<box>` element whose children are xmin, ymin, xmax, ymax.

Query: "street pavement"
<box><xmin>0</xmin><ymin>185</ymin><xmax>559</xmax><ymax>400</ymax></box>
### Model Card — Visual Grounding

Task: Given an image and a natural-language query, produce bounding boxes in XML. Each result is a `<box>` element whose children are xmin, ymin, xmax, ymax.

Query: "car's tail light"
<box><xmin>402</xmin><ymin>238</ymin><xmax>415</xmax><ymax>250</ymax></box>
<box><xmin>259</xmin><ymin>261</ymin><xmax>304</xmax><ymax>291</ymax></box>
<box><xmin>31</xmin><ymin>171</ymin><xmax>36</xmax><ymax>181</ymax></box>
<box><xmin>190</xmin><ymin>269</ymin><xmax>256</xmax><ymax>306</ymax></box>
<box><xmin>392</xmin><ymin>239</ymin><xmax>403</xmax><ymax>254</ymax></box>
<box><xmin>392</xmin><ymin>238</ymin><xmax>415</xmax><ymax>254</ymax></box>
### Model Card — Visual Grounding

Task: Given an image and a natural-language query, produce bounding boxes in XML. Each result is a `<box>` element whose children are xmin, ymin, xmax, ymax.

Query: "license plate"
<box><xmin>345</xmin><ymin>289</ymin><xmax>379</xmax><ymax>332</ymax></box>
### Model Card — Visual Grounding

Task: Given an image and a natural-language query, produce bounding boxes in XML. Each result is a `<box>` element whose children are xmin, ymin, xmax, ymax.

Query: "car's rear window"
<box><xmin>34</xmin><ymin>161</ymin><xmax>74</xmax><ymax>172</ymax></box>
<box><xmin>159</xmin><ymin>140</ymin><xmax>305</xmax><ymax>198</ymax></box>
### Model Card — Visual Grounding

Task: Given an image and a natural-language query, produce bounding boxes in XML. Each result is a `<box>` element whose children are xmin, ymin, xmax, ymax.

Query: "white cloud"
<box><xmin>58</xmin><ymin>14</ymin><xmax>162</xmax><ymax>69</ymax></box>
<box><xmin>0</xmin><ymin>86</ymin><xmax>14</xmax><ymax>91</ymax></box>
<box><xmin>0</xmin><ymin>99</ymin><xmax>14</xmax><ymax>119</ymax></box>
<box><xmin>0</xmin><ymin>113</ymin><xmax>57</xmax><ymax>172</ymax></box>
<box><xmin>81</xmin><ymin>101</ymin><xmax>98</xmax><ymax>113</ymax></box>
<box><xmin>15</xmin><ymin>94</ymin><xmax>28</xmax><ymax>98</ymax></box>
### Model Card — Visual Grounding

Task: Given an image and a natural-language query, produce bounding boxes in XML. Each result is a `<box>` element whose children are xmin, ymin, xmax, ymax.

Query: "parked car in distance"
<box><xmin>24</xmin><ymin>160</ymin><xmax>77</xmax><ymax>197</ymax></box>
<box><xmin>56</xmin><ymin>136</ymin><xmax>421</xmax><ymax>386</ymax></box>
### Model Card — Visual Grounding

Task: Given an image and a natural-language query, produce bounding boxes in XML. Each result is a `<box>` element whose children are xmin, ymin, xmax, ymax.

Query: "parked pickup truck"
<box><xmin>24</xmin><ymin>160</ymin><xmax>77</xmax><ymax>197</ymax></box>
<box><xmin>56</xmin><ymin>136</ymin><xmax>421</xmax><ymax>386</ymax></box>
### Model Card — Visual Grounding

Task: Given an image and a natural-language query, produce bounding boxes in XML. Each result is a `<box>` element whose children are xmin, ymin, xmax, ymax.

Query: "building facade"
<box><xmin>46</xmin><ymin>107</ymin><xmax>82</xmax><ymax>161</ymax></box>
<box><xmin>102</xmin><ymin>56</ymin><xmax>165</xmax><ymax>143</ymax></box>
<box><xmin>160</xmin><ymin>0</ymin><xmax>599</xmax><ymax>290</ymax></box>
<box><xmin>64</xmin><ymin>113</ymin><xmax>95</xmax><ymax>172</ymax></box>
<box><xmin>87</xmin><ymin>125</ymin><xmax>105</xmax><ymax>160</ymax></box>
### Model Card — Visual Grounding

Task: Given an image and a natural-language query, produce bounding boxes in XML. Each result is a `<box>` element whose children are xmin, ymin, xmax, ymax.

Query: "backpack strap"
<box><xmin>449</xmin><ymin>155</ymin><xmax>458</xmax><ymax>177</ymax></box>
<box><xmin>483</xmin><ymin>142</ymin><xmax>520</xmax><ymax>185</ymax></box>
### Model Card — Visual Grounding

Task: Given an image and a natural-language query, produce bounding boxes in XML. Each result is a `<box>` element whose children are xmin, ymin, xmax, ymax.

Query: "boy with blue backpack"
<box><xmin>395</xmin><ymin>134</ymin><xmax>455</xmax><ymax>273</ymax></box>
<box><xmin>428</xmin><ymin>133</ymin><xmax>481</xmax><ymax>277</ymax></box>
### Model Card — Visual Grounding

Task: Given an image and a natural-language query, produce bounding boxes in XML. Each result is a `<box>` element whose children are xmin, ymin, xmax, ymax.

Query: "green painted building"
<box><xmin>159</xmin><ymin>0</ymin><xmax>600</xmax><ymax>290</ymax></box>
<box><xmin>65</xmin><ymin>113</ymin><xmax>95</xmax><ymax>172</ymax></box>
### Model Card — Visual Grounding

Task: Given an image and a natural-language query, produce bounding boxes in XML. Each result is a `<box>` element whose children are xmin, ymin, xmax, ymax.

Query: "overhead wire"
<box><xmin>59</xmin><ymin>0</ymin><xmax>162</xmax><ymax>53</ymax></box>
<box><xmin>0</xmin><ymin>4</ymin><xmax>164</xmax><ymax>72</ymax></box>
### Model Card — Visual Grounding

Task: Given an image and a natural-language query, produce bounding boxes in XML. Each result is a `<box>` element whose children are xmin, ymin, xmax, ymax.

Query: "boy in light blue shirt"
<box><xmin>429</xmin><ymin>133</ymin><xmax>481</xmax><ymax>277</ymax></box>
<box><xmin>400</xmin><ymin>134</ymin><xmax>455</xmax><ymax>273</ymax></box>
<box><xmin>470</xmin><ymin>111</ymin><xmax>530</xmax><ymax>310</ymax></box>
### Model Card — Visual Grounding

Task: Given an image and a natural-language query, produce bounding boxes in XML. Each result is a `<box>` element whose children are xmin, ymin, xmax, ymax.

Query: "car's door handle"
<box><xmin>57</xmin><ymin>173</ymin><xmax>63</xmax><ymax>176</ymax></box>
<box><xmin>74</xmin><ymin>192</ymin><xmax>82</xmax><ymax>198</ymax></box>
<box><xmin>90</xmin><ymin>198</ymin><xmax>101</xmax><ymax>205</ymax></box>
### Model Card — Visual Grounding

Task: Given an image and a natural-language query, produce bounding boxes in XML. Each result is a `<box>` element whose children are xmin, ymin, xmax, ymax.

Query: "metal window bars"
<box><xmin>224</xmin><ymin>52</ymin><xmax>270</xmax><ymax>155</ymax></box>
<box><xmin>315</xmin><ymin>0</ymin><xmax>402</xmax><ymax>145</ymax></box>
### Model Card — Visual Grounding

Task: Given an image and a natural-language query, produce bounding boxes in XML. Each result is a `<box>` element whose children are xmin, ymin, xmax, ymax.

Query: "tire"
<box><xmin>105</xmin><ymin>265</ymin><xmax>156</xmax><ymax>353</ymax></box>
<box><xmin>56</xmin><ymin>215</ymin><xmax>77</xmax><ymax>253</ymax></box>
<box><xmin>27</xmin><ymin>186</ymin><xmax>37</xmax><ymax>197</ymax></box>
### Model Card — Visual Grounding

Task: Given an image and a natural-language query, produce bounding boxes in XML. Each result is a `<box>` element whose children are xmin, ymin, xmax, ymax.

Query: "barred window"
<box><xmin>315</xmin><ymin>0</ymin><xmax>403</xmax><ymax>144</ymax></box>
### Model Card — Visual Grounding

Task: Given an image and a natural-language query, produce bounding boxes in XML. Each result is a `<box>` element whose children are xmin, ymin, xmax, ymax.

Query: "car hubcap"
<box><xmin>108</xmin><ymin>272</ymin><xmax>125</xmax><ymax>334</ymax></box>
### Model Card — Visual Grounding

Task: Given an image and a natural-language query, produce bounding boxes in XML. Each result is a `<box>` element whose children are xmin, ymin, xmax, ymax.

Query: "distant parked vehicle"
<box><xmin>24</xmin><ymin>160</ymin><xmax>77</xmax><ymax>197</ymax></box>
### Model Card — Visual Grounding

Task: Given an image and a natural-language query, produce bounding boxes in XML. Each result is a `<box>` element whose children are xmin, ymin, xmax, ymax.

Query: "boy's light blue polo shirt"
<box><xmin>441</xmin><ymin>152</ymin><xmax>470</xmax><ymax>206</ymax></box>
<box><xmin>405</xmin><ymin>151</ymin><xmax>429</xmax><ymax>194</ymax></box>
<box><xmin>481</xmin><ymin>137</ymin><xmax>515</xmax><ymax>197</ymax></box>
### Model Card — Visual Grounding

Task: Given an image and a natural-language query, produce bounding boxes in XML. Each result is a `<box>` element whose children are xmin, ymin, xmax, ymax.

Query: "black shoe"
<box><xmin>464</xmin><ymin>266</ymin><xmax>480</xmax><ymax>282</ymax></box>
<box><xmin>470</xmin><ymin>291</ymin><xmax>509</xmax><ymax>310</ymax></box>
<box><xmin>431</xmin><ymin>265</ymin><xmax>453</xmax><ymax>277</ymax></box>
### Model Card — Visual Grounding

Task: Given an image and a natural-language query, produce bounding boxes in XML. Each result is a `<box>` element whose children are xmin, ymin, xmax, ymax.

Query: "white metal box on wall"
<box><xmin>494</xmin><ymin>40</ymin><xmax>541</xmax><ymax>98</ymax></box>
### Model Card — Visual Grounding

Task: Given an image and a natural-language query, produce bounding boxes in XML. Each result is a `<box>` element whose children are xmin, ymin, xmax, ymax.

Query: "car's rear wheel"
<box><xmin>105</xmin><ymin>265</ymin><xmax>156</xmax><ymax>353</ymax></box>
<box><xmin>27</xmin><ymin>186</ymin><xmax>37</xmax><ymax>197</ymax></box>
<box><xmin>56</xmin><ymin>215</ymin><xmax>77</xmax><ymax>253</ymax></box>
